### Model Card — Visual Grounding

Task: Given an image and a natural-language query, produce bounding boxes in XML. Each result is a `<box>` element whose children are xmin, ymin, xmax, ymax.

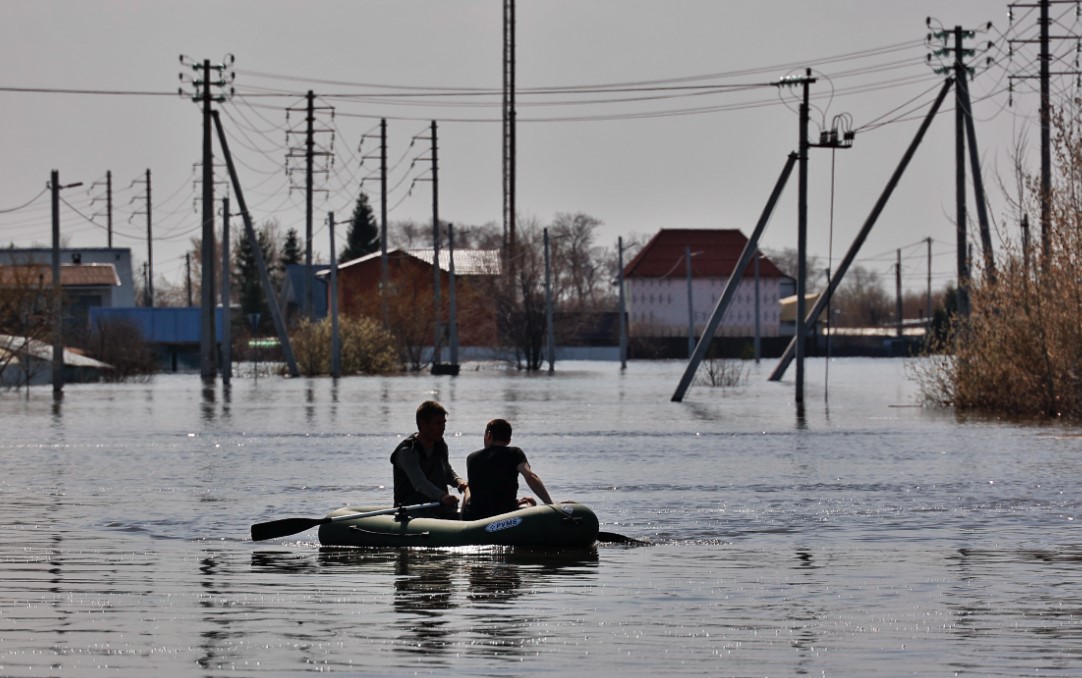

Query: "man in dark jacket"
<box><xmin>390</xmin><ymin>400</ymin><xmax>467</xmax><ymax>517</ymax></box>
<box><xmin>462</xmin><ymin>418</ymin><xmax>553</xmax><ymax>521</ymax></box>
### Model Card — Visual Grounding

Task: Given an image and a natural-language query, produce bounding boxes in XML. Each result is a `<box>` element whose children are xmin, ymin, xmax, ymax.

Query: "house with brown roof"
<box><xmin>320</xmin><ymin>248</ymin><xmax>502</xmax><ymax>350</ymax></box>
<box><xmin>622</xmin><ymin>229</ymin><xmax>792</xmax><ymax>339</ymax></box>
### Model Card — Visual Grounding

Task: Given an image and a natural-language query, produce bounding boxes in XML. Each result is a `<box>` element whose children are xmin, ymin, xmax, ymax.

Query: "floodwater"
<box><xmin>1</xmin><ymin>358</ymin><xmax>1080</xmax><ymax>677</ymax></box>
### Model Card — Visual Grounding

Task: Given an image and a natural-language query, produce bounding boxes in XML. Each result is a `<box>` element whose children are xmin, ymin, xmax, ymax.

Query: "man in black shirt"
<box><xmin>390</xmin><ymin>400</ymin><xmax>467</xmax><ymax>517</ymax></box>
<box><xmin>462</xmin><ymin>418</ymin><xmax>553</xmax><ymax>521</ymax></box>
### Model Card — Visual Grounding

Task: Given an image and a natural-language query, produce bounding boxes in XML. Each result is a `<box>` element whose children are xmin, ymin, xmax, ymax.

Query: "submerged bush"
<box><xmin>915</xmin><ymin>98</ymin><xmax>1082</xmax><ymax>421</ymax></box>
<box><xmin>290</xmin><ymin>316</ymin><xmax>400</xmax><ymax>376</ymax></box>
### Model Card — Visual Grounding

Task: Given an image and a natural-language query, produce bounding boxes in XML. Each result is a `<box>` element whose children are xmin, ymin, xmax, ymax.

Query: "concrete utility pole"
<box><xmin>380</xmin><ymin>118</ymin><xmax>389</xmax><ymax>325</ymax></box>
<box><xmin>544</xmin><ymin>227</ymin><xmax>555</xmax><ymax>373</ymax></box>
<box><xmin>503</xmin><ymin>0</ymin><xmax>517</xmax><ymax>271</ymax></box>
<box><xmin>447</xmin><ymin>223</ymin><xmax>460</xmax><ymax>368</ymax></box>
<box><xmin>329</xmin><ymin>212</ymin><xmax>341</xmax><ymax>379</ymax></box>
<box><xmin>50</xmin><ymin>170</ymin><xmax>82</xmax><ymax>395</ymax></box>
<box><xmin>896</xmin><ymin>249</ymin><xmax>903</xmax><ymax>337</ymax></box>
<box><xmin>929</xmin><ymin>20</ymin><xmax>998</xmax><ymax>311</ymax></box>
<box><xmin>90</xmin><ymin>170</ymin><xmax>113</xmax><ymax>248</ymax></box>
<box><xmin>221</xmin><ymin>196</ymin><xmax>231</xmax><ymax>385</ymax></box>
<box><xmin>131</xmin><ymin>169</ymin><xmax>154</xmax><ymax>307</ymax></box>
<box><xmin>286</xmin><ymin>90</ymin><xmax>333</xmax><ymax>320</ymax></box>
<box><xmin>1007</xmin><ymin>0</ymin><xmax>1081</xmax><ymax>263</ymax></box>
<box><xmin>796</xmin><ymin>69</ymin><xmax>813</xmax><ymax>406</ymax></box>
<box><xmin>200</xmin><ymin>58</ymin><xmax>217</xmax><ymax>382</ymax></box>
<box><xmin>430</xmin><ymin>120</ymin><xmax>443</xmax><ymax>366</ymax></box>
<box><xmin>617</xmin><ymin>236</ymin><xmax>628</xmax><ymax>370</ymax></box>
<box><xmin>769</xmin><ymin>79</ymin><xmax>951</xmax><ymax>383</ymax></box>
<box><xmin>685</xmin><ymin>245</ymin><xmax>695</xmax><ymax>359</ymax></box>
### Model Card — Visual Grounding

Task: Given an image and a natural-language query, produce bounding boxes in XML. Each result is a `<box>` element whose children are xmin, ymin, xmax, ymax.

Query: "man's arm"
<box><xmin>517</xmin><ymin>461</ymin><xmax>553</xmax><ymax>504</ymax></box>
<box><xmin>395</xmin><ymin>447</ymin><xmax>451</xmax><ymax>501</ymax></box>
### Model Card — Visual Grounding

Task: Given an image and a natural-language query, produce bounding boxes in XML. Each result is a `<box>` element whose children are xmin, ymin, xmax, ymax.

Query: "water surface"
<box><xmin>2</xmin><ymin>359</ymin><xmax>1080</xmax><ymax>676</ymax></box>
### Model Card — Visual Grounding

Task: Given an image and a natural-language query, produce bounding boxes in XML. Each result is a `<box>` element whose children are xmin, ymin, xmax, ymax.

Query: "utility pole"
<box><xmin>503</xmin><ymin>0</ymin><xmax>517</xmax><ymax>272</ymax></box>
<box><xmin>285</xmin><ymin>90</ymin><xmax>334</xmax><ymax>320</ymax></box>
<box><xmin>221</xmin><ymin>196</ymin><xmax>231</xmax><ymax>385</ymax></box>
<box><xmin>200</xmin><ymin>58</ymin><xmax>216</xmax><ymax>381</ymax></box>
<box><xmin>186</xmin><ymin>253</ymin><xmax>193</xmax><ymax>307</ymax></box>
<box><xmin>328</xmin><ymin>211</ymin><xmax>340</xmax><ymax>378</ymax></box>
<box><xmin>617</xmin><ymin>236</ymin><xmax>628</xmax><ymax>370</ymax></box>
<box><xmin>380</xmin><ymin>118</ymin><xmax>389</xmax><ymax>324</ymax></box>
<box><xmin>1008</xmin><ymin>0</ymin><xmax>1082</xmax><ymax>263</ymax></box>
<box><xmin>447</xmin><ymin>223</ymin><xmax>460</xmax><ymax>368</ymax></box>
<box><xmin>90</xmin><ymin>170</ymin><xmax>113</xmax><ymax>248</ymax></box>
<box><xmin>926</xmin><ymin>237</ymin><xmax>933</xmax><ymax>330</ymax></box>
<box><xmin>431</xmin><ymin>120</ymin><xmax>442</xmax><ymax>366</ymax></box>
<box><xmin>685</xmin><ymin>245</ymin><xmax>695</xmax><ymax>359</ymax></box>
<box><xmin>180</xmin><ymin>53</ymin><xmax>234</xmax><ymax>381</ymax></box>
<box><xmin>544</xmin><ymin>227</ymin><xmax>555</xmax><ymax>373</ymax></box>
<box><xmin>50</xmin><ymin>170</ymin><xmax>83</xmax><ymax>395</ymax></box>
<box><xmin>131</xmin><ymin>169</ymin><xmax>154</xmax><ymax>307</ymax></box>
<box><xmin>929</xmin><ymin>20</ymin><xmax>999</xmax><ymax>311</ymax></box>
<box><xmin>896</xmin><ymin>249</ymin><xmax>903</xmax><ymax>338</ymax></box>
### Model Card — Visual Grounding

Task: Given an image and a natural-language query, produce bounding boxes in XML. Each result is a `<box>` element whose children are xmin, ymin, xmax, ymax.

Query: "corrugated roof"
<box><xmin>623</xmin><ymin>229</ymin><xmax>787</xmax><ymax>279</ymax></box>
<box><xmin>333</xmin><ymin>248</ymin><xmax>502</xmax><ymax>276</ymax></box>
<box><xmin>0</xmin><ymin>334</ymin><xmax>113</xmax><ymax>368</ymax></box>
<box><xmin>0</xmin><ymin>263</ymin><xmax>120</xmax><ymax>287</ymax></box>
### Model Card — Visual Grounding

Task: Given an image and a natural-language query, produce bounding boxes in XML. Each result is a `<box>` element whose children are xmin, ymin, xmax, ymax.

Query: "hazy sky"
<box><xmin>0</xmin><ymin>1</ymin><xmax>1066</xmax><ymax>294</ymax></box>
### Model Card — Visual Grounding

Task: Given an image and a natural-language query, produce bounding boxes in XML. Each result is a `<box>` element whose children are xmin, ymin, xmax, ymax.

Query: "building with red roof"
<box><xmin>622</xmin><ymin>229</ymin><xmax>793</xmax><ymax>339</ymax></box>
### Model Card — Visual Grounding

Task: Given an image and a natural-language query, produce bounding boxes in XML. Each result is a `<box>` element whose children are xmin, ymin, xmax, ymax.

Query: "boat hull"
<box><xmin>318</xmin><ymin>501</ymin><xmax>600</xmax><ymax>548</ymax></box>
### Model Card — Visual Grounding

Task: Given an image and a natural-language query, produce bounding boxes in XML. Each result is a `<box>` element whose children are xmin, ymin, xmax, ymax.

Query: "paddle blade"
<box><xmin>597</xmin><ymin>531</ymin><xmax>649</xmax><ymax>545</ymax></box>
<box><xmin>251</xmin><ymin>516</ymin><xmax>325</xmax><ymax>541</ymax></box>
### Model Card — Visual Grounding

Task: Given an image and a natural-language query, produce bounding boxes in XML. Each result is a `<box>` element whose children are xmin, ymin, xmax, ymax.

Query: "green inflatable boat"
<box><xmin>317</xmin><ymin>501</ymin><xmax>600</xmax><ymax>548</ymax></box>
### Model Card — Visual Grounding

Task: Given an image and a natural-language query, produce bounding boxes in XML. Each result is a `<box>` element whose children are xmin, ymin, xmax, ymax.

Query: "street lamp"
<box><xmin>49</xmin><ymin>170</ymin><xmax>83</xmax><ymax>395</ymax></box>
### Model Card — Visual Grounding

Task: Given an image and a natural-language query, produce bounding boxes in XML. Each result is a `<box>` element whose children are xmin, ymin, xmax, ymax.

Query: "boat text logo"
<box><xmin>484</xmin><ymin>517</ymin><xmax>523</xmax><ymax>532</ymax></box>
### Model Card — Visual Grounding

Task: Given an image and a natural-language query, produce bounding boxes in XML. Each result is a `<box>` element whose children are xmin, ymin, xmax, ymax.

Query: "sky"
<box><xmin>0</xmin><ymin>0</ymin><xmax>1070</xmax><ymax>296</ymax></box>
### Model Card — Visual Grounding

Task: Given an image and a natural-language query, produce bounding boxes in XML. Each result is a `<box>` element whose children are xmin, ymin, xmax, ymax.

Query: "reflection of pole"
<box><xmin>685</xmin><ymin>245</ymin><xmax>694</xmax><ymax>359</ymax></box>
<box><xmin>221</xmin><ymin>196</ymin><xmax>231</xmax><ymax>384</ymax></box>
<box><xmin>329</xmin><ymin>212</ymin><xmax>341</xmax><ymax>378</ymax></box>
<box><xmin>618</xmin><ymin>236</ymin><xmax>628</xmax><ymax>369</ymax></box>
<box><xmin>544</xmin><ymin>227</ymin><xmax>555</xmax><ymax>374</ymax></box>
<box><xmin>51</xmin><ymin>170</ymin><xmax>62</xmax><ymax>395</ymax></box>
<box><xmin>448</xmin><ymin>223</ymin><xmax>459</xmax><ymax>366</ymax></box>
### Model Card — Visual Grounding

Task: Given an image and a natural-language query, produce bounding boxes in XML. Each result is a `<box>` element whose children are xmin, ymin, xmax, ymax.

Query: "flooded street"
<box><xmin>1</xmin><ymin>358</ymin><xmax>1080</xmax><ymax>676</ymax></box>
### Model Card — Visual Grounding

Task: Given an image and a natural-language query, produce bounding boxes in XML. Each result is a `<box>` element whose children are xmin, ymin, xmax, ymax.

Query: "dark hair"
<box><xmin>416</xmin><ymin>400</ymin><xmax>447</xmax><ymax>428</ymax></box>
<box><xmin>485</xmin><ymin>418</ymin><xmax>512</xmax><ymax>442</ymax></box>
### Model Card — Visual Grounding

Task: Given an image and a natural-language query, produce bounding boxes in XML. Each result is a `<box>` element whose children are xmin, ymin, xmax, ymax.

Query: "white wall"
<box><xmin>626</xmin><ymin>276</ymin><xmax>782</xmax><ymax>337</ymax></box>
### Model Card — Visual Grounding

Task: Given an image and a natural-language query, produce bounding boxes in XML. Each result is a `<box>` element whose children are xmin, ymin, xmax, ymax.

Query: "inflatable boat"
<box><xmin>317</xmin><ymin>501</ymin><xmax>600</xmax><ymax>548</ymax></box>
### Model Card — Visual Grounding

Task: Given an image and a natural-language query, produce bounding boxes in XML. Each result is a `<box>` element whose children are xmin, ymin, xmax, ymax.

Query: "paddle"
<box><xmin>597</xmin><ymin>531</ymin><xmax>650</xmax><ymax>545</ymax></box>
<box><xmin>250</xmin><ymin>501</ymin><xmax>441</xmax><ymax>541</ymax></box>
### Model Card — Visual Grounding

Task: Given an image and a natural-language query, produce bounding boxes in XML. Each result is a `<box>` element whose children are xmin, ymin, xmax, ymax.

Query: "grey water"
<box><xmin>1</xmin><ymin>358</ymin><xmax>1080</xmax><ymax>677</ymax></box>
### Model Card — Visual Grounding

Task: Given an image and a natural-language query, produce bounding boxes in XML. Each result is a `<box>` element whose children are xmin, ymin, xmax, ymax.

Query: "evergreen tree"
<box><xmin>234</xmin><ymin>221</ymin><xmax>279</xmax><ymax>331</ymax></box>
<box><xmin>281</xmin><ymin>228</ymin><xmax>303</xmax><ymax>268</ymax></box>
<box><xmin>340</xmin><ymin>190</ymin><xmax>379</xmax><ymax>262</ymax></box>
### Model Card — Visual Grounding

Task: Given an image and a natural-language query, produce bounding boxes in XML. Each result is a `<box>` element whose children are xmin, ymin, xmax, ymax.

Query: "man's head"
<box><xmin>416</xmin><ymin>401</ymin><xmax>448</xmax><ymax>442</ymax></box>
<box><xmin>484</xmin><ymin>418</ymin><xmax>512</xmax><ymax>445</ymax></box>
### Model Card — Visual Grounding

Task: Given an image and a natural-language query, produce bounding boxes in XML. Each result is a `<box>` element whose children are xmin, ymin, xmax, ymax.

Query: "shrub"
<box><xmin>290</xmin><ymin>316</ymin><xmax>400</xmax><ymax>376</ymax></box>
